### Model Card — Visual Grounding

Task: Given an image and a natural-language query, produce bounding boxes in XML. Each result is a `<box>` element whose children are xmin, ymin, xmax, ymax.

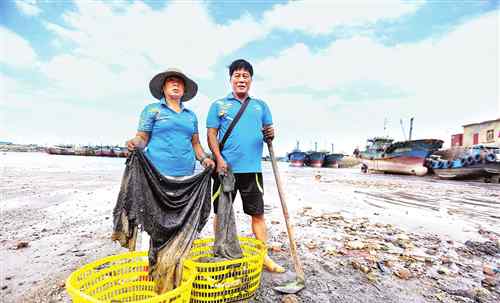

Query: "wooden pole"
<box><xmin>267</xmin><ymin>141</ymin><xmax>305</xmax><ymax>281</ymax></box>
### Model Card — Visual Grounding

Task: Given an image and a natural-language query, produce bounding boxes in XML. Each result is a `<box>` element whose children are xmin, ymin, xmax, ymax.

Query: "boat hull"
<box><xmin>434</xmin><ymin>163</ymin><xmax>500</xmax><ymax>180</ymax></box>
<box><xmin>360</xmin><ymin>139</ymin><xmax>442</xmax><ymax>176</ymax></box>
<box><xmin>323</xmin><ymin>162</ymin><xmax>339</xmax><ymax>168</ymax></box>
<box><xmin>362</xmin><ymin>155</ymin><xmax>428</xmax><ymax>176</ymax></box>
<box><xmin>323</xmin><ymin>154</ymin><xmax>344</xmax><ymax>168</ymax></box>
<box><xmin>308</xmin><ymin>160</ymin><xmax>324</xmax><ymax>167</ymax></box>
<box><xmin>290</xmin><ymin>160</ymin><xmax>305</xmax><ymax>167</ymax></box>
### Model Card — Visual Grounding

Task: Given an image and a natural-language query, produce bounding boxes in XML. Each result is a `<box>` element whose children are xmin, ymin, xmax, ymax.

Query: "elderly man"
<box><xmin>207</xmin><ymin>59</ymin><xmax>285</xmax><ymax>273</ymax></box>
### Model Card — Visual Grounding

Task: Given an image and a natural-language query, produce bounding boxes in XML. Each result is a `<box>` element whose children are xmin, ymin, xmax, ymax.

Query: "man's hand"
<box><xmin>127</xmin><ymin>136</ymin><xmax>146</xmax><ymax>151</ymax></box>
<box><xmin>202</xmin><ymin>158</ymin><xmax>216</xmax><ymax>169</ymax></box>
<box><xmin>216</xmin><ymin>157</ymin><xmax>229</xmax><ymax>175</ymax></box>
<box><xmin>262</xmin><ymin>125</ymin><xmax>275</xmax><ymax>142</ymax></box>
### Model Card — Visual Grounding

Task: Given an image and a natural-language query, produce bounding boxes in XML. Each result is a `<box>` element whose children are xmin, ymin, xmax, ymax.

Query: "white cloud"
<box><xmin>15</xmin><ymin>0</ymin><xmax>41</xmax><ymax>16</ymax></box>
<box><xmin>40</xmin><ymin>0</ymin><xmax>423</xmax><ymax>102</ymax></box>
<box><xmin>253</xmin><ymin>11</ymin><xmax>499</xmax><ymax>153</ymax></box>
<box><xmin>39</xmin><ymin>1</ymin><xmax>268</xmax><ymax>101</ymax></box>
<box><xmin>263</xmin><ymin>0</ymin><xmax>424</xmax><ymax>35</ymax></box>
<box><xmin>0</xmin><ymin>27</ymin><xmax>37</xmax><ymax>68</ymax></box>
<box><xmin>44</xmin><ymin>1</ymin><xmax>266</xmax><ymax>80</ymax></box>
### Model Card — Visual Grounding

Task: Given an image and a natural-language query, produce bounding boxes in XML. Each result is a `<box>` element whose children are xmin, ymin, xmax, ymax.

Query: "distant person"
<box><xmin>353</xmin><ymin>147</ymin><xmax>360</xmax><ymax>158</ymax></box>
<box><xmin>127</xmin><ymin>68</ymin><xmax>215</xmax><ymax>175</ymax></box>
<box><xmin>207</xmin><ymin>59</ymin><xmax>285</xmax><ymax>273</ymax></box>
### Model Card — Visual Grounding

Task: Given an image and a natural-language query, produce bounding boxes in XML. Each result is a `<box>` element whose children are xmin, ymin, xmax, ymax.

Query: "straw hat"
<box><xmin>149</xmin><ymin>68</ymin><xmax>198</xmax><ymax>102</ymax></box>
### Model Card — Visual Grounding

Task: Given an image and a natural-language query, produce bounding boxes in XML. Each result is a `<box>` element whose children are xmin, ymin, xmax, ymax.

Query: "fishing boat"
<box><xmin>95</xmin><ymin>146</ymin><xmax>114</xmax><ymax>157</ymax></box>
<box><xmin>305</xmin><ymin>151</ymin><xmax>326</xmax><ymax>167</ymax></box>
<box><xmin>430</xmin><ymin>146</ymin><xmax>500</xmax><ymax>180</ymax></box>
<box><xmin>46</xmin><ymin>145</ymin><xmax>75</xmax><ymax>155</ymax></box>
<box><xmin>288</xmin><ymin>150</ymin><xmax>307</xmax><ymax>167</ymax></box>
<box><xmin>323</xmin><ymin>153</ymin><xmax>344</xmax><ymax>168</ymax></box>
<box><xmin>360</xmin><ymin>138</ymin><xmax>443</xmax><ymax>176</ymax></box>
<box><xmin>113</xmin><ymin>147</ymin><xmax>129</xmax><ymax>158</ymax></box>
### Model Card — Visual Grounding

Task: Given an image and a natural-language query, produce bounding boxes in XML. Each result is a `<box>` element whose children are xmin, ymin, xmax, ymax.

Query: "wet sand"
<box><xmin>0</xmin><ymin>152</ymin><xmax>498</xmax><ymax>302</ymax></box>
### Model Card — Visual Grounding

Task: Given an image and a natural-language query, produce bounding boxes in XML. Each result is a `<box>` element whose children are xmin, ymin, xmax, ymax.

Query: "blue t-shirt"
<box><xmin>206</xmin><ymin>93</ymin><xmax>273</xmax><ymax>173</ymax></box>
<box><xmin>137</xmin><ymin>99</ymin><xmax>198</xmax><ymax>176</ymax></box>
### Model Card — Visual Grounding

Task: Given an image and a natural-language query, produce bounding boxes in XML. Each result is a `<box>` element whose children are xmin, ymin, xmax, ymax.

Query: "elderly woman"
<box><xmin>128</xmin><ymin>68</ymin><xmax>215</xmax><ymax>174</ymax></box>
<box><xmin>127</xmin><ymin>68</ymin><xmax>215</xmax><ymax>254</ymax></box>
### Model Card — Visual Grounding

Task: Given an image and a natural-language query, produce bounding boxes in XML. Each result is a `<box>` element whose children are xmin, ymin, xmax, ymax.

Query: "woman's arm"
<box><xmin>127</xmin><ymin>131</ymin><xmax>150</xmax><ymax>150</ymax></box>
<box><xmin>192</xmin><ymin>133</ymin><xmax>215</xmax><ymax>168</ymax></box>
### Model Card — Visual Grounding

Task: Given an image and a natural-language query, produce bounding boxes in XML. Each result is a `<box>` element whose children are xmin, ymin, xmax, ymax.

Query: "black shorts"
<box><xmin>212</xmin><ymin>173</ymin><xmax>264</xmax><ymax>216</ymax></box>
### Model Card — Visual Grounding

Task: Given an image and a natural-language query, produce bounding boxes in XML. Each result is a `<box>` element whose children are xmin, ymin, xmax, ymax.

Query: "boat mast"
<box><xmin>409</xmin><ymin>117</ymin><xmax>414</xmax><ymax>141</ymax></box>
<box><xmin>400</xmin><ymin>119</ymin><xmax>407</xmax><ymax>141</ymax></box>
<box><xmin>314</xmin><ymin>142</ymin><xmax>318</xmax><ymax>152</ymax></box>
<box><xmin>383</xmin><ymin>118</ymin><xmax>388</xmax><ymax>137</ymax></box>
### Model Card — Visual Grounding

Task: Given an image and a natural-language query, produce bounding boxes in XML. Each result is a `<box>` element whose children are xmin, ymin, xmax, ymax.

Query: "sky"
<box><xmin>1</xmin><ymin>0</ymin><xmax>499</xmax><ymax>155</ymax></box>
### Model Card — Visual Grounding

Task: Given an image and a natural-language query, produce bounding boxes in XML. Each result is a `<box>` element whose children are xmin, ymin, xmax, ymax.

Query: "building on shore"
<box><xmin>452</xmin><ymin>118</ymin><xmax>500</xmax><ymax>148</ymax></box>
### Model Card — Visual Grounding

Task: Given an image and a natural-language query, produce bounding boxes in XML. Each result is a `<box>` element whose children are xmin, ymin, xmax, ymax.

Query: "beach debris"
<box><xmin>298</xmin><ymin>207</ymin><xmax>312</xmax><ymax>216</ymax></box>
<box><xmin>15</xmin><ymin>241</ymin><xmax>29</xmax><ymax>249</ymax></box>
<box><xmin>481</xmin><ymin>277</ymin><xmax>497</xmax><ymax>289</ymax></box>
<box><xmin>394</xmin><ymin>234</ymin><xmax>413</xmax><ymax>249</ymax></box>
<box><xmin>482</xmin><ymin>264</ymin><xmax>498</xmax><ymax>276</ymax></box>
<box><xmin>376</xmin><ymin>261</ymin><xmax>387</xmax><ymax>274</ymax></box>
<box><xmin>437</xmin><ymin>267</ymin><xmax>449</xmax><ymax>275</ymax></box>
<box><xmin>281</xmin><ymin>294</ymin><xmax>300</xmax><ymax>303</ymax></box>
<box><xmin>305</xmin><ymin>240</ymin><xmax>318</xmax><ymax>250</ymax></box>
<box><xmin>320</xmin><ymin>212</ymin><xmax>343</xmax><ymax>220</ymax></box>
<box><xmin>323</xmin><ymin>246</ymin><xmax>339</xmax><ymax>257</ymax></box>
<box><xmin>366</xmin><ymin>272</ymin><xmax>378</xmax><ymax>283</ymax></box>
<box><xmin>269</xmin><ymin>242</ymin><xmax>283</xmax><ymax>253</ymax></box>
<box><xmin>351</xmin><ymin>260</ymin><xmax>371</xmax><ymax>274</ymax></box>
<box><xmin>462</xmin><ymin>240</ymin><xmax>499</xmax><ymax>256</ymax></box>
<box><xmin>394</xmin><ymin>268</ymin><xmax>412</xmax><ymax>280</ymax></box>
<box><xmin>351</xmin><ymin>260</ymin><xmax>361</xmax><ymax>270</ymax></box>
<box><xmin>345</xmin><ymin>240</ymin><xmax>365</xmax><ymax>250</ymax></box>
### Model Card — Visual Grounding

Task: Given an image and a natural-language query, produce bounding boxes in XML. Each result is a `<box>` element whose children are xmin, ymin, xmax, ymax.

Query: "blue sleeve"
<box><xmin>137</xmin><ymin>105</ymin><xmax>156</xmax><ymax>132</ymax></box>
<box><xmin>206</xmin><ymin>101</ymin><xmax>220</xmax><ymax>128</ymax></box>
<box><xmin>193</xmin><ymin>113</ymin><xmax>199</xmax><ymax>134</ymax></box>
<box><xmin>261</xmin><ymin>101</ymin><xmax>273</xmax><ymax>126</ymax></box>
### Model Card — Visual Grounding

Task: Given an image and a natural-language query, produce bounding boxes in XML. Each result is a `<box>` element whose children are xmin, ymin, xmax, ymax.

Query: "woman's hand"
<box><xmin>127</xmin><ymin>136</ymin><xmax>146</xmax><ymax>151</ymax></box>
<box><xmin>201</xmin><ymin>157</ymin><xmax>216</xmax><ymax>169</ymax></box>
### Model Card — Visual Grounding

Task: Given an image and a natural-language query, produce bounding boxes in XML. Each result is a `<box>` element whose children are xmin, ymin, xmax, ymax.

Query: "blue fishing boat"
<box><xmin>288</xmin><ymin>150</ymin><xmax>307</xmax><ymax>167</ymax></box>
<box><xmin>323</xmin><ymin>153</ymin><xmax>344</xmax><ymax>168</ymax></box>
<box><xmin>305</xmin><ymin>151</ymin><xmax>326</xmax><ymax>167</ymax></box>
<box><xmin>360</xmin><ymin>138</ymin><xmax>443</xmax><ymax>176</ymax></box>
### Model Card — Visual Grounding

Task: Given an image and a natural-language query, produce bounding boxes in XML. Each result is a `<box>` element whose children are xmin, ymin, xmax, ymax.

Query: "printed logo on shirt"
<box><xmin>155</xmin><ymin>112</ymin><xmax>170</xmax><ymax>121</ymax></box>
<box><xmin>219</xmin><ymin>103</ymin><xmax>233</xmax><ymax>117</ymax></box>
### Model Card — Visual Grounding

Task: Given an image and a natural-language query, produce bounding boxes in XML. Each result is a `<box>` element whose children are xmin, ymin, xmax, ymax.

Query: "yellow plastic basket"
<box><xmin>187</xmin><ymin>237</ymin><xmax>266</xmax><ymax>303</ymax></box>
<box><xmin>66</xmin><ymin>251</ymin><xmax>197</xmax><ymax>303</ymax></box>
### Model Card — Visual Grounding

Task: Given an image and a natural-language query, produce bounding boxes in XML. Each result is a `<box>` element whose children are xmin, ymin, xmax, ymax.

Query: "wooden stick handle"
<box><xmin>267</xmin><ymin>141</ymin><xmax>305</xmax><ymax>281</ymax></box>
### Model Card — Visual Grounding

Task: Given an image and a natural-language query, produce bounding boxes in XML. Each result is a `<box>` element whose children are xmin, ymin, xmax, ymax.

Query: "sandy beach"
<box><xmin>1</xmin><ymin>152</ymin><xmax>499</xmax><ymax>302</ymax></box>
